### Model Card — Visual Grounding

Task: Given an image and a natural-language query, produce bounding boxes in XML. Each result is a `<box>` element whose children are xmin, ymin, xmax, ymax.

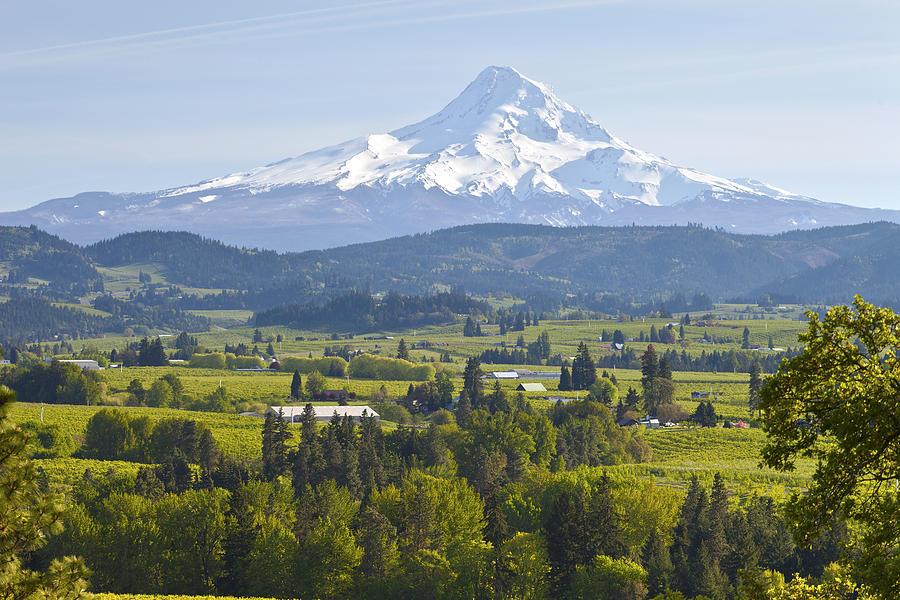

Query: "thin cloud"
<box><xmin>0</xmin><ymin>0</ymin><xmax>622</xmax><ymax>69</ymax></box>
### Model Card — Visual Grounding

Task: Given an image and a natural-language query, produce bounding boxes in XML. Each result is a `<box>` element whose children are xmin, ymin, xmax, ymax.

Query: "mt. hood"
<box><xmin>3</xmin><ymin>66</ymin><xmax>897</xmax><ymax>251</ymax></box>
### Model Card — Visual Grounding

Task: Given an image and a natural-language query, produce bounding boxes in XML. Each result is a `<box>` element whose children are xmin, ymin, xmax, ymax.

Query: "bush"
<box><xmin>372</xmin><ymin>402</ymin><xmax>413</xmax><ymax>425</ymax></box>
<box><xmin>189</xmin><ymin>353</ymin><xmax>227</xmax><ymax>370</ymax></box>
<box><xmin>279</xmin><ymin>356</ymin><xmax>348</xmax><ymax>377</ymax></box>
<box><xmin>20</xmin><ymin>421</ymin><xmax>74</xmax><ymax>458</ymax></box>
<box><xmin>226</xmin><ymin>355</ymin><xmax>264</xmax><ymax>369</ymax></box>
<box><xmin>656</xmin><ymin>403</ymin><xmax>688</xmax><ymax>423</ymax></box>
<box><xmin>348</xmin><ymin>354</ymin><xmax>435</xmax><ymax>381</ymax></box>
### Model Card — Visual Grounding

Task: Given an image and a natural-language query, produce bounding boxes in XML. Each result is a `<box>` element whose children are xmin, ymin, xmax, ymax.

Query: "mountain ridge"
<box><xmin>4</xmin><ymin>222</ymin><xmax>900</xmax><ymax>310</ymax></box>
<box><xmin>2</xmin><ymin>66</ymin><xmax>899</xmax><ymax>250</ymax></box>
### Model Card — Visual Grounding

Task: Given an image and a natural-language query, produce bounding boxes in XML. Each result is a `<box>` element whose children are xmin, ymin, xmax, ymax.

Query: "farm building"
<box><xmin>516</xmin><ymin>382</ymin><xmax>547</xmax><ymax>392</ymax></box>
<box><xmin>488</xmin><ymin>371</ymin><xmax>519</xmax><ymax>379</ymax></box>
<box><xmin>52</xmin><ymin>359</ymin><xmax>102</xmax><ymax>371</ymax></box>
<box><xmin>266</xmin><ymin>405</ymin><xmax>379</xmax><ymax>424</ymax></box>
<box><xmin>639</xmin><ymin>416</ymin><xmax>661</xmax><ymax>429</ymax></box>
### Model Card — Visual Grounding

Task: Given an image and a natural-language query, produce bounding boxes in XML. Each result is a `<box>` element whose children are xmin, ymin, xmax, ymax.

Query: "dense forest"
<box><xmin>21</xmin><ymin>380</ymin><xmax>849</xmax><ymax>600</ymax></box>
<box><xmin>254</xmin><ymin>290</ymin><xmax>492</xmax><ymax>332</ymax></box>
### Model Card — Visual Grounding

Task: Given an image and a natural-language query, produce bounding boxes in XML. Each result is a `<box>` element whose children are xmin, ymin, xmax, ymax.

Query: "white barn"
<box><xmin>55</xmin><ymin>359</ymin><xmax>102</xmax><ymax>371</ymax></box>
<box><xmin>266</xmin><ymin>405</ymin><xmax>379</xmax><ymax>424</ymax></box>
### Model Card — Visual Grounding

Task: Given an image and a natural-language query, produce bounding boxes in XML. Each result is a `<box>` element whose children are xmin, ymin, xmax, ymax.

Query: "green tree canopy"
<box><xmin>0</xmin><ymin>385</ymin><xmax>89</xmax><ymax>600</ymax></box>
<box><xmin>760</xmin><ymin>297</ymin><xmax>900</xmax><ymax>598</ymax></box>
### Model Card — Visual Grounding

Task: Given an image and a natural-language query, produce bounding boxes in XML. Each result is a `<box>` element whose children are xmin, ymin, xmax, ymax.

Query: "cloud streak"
<box><xmin>0</xmin><ymin>0</ymin><xmax>621</xmax><ymax>70</ymax></box>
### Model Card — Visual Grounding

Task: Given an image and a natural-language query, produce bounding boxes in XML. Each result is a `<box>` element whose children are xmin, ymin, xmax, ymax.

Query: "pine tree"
<box><xmin>572</xmin><ymin>342</ymin><xmax>596</xmax><ymax>390</ymax></box>
<box><xmin>588</xmin><ymin>472</ymin><xmax>627</xmax><ymax>558</ymax></box>
<box><xmin>650</xmin><ymin>324</ymin><xmax>660</xmax><ymax>343</ymax></box>
<box><xmin>544</xmin><ymin>487</ymin><xmax>583</xmax><ymax>596</ymax></box>
<box><xmin>642</xmin><ymin>528</ymin><xmax>673</xmax><ymax>596</ymax></box>
<box><xmin>748</xmin><ymin>363</ymin><xmax>763</xmax><ymax>417</ymax></box>
<box><xmin>658</xmin><ymin>356</ymin><xmax>672</xmax><ymax>380</ymax></box>
<box><xmin>397</xmin><ymin>338</ymin><xmax>410</xmax><ymax>361</ymax></box>
<box><xmin>514</xmin><ymin>312</ymin><xmax>525</xmax><ymax>331</ymax></box>
<box><xmin>219</xmin><ymin>482</ymin><xmax>255</xmax><ymax>594</ymax></box>
<box><xmin>741</xmin><ymin>326</ymin><xmax>751</xmax><ymax>349</ymax></box>
<box><xmin>625</xmin><ymin>386</ymin><xmax>640</xmax><ymax>409</ymax></box>
<box><xmin>261</xmin><ymin>411</ymin><xmax>276</xmax><ymax>478</ymax></box>
<box><xmin>463</xmin><ymin>316</ymin><xmax>476</xmax><ymax>337</ymax></box>
<box><xmin>0</xmin><ymin>385</ymin><xmax>89</xmax><ymax>599</ymax></box>
<box><xmin>456</xmin><ymin>389</ymin><xmax>472</xmax><ymax>426</ymax></box>
<box><xmin>357</xmin><ymin>506</ymin><xmax>400</xmax><ymax>581</ymax></box>
<box><xmin>463</xmin><ymin>357</ymin><xmax>484</xmax><ymax>408</ymax></box>
<box><xmin>290</xmin><ymin>370</ymin><xmax>302</xmax><ymax>400</ymax></box>
<box><xmin>483</xmin><ymin>488</ymin><xmax>509</xmax><ymax>547</ymax></box>
<box><xmin>641</xmin><ymin>345</ymin><xmax>660</xmax><ymax>413</ymax></box>
<box><xmin>559</xmin><ymin>365</ymin><xmax>572</xmax><ymax>391</ymax></box>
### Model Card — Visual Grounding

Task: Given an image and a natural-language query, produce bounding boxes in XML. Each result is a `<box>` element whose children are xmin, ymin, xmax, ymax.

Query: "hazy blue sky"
<box><xmin>1</xmin><ymin>0</ymin><xmax>897</xmax><ymax>211</ymax></box>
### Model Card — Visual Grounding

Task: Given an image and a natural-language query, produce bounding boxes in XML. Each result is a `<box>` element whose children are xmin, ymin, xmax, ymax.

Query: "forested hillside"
<box><xmin>4</xmin><ymin>223</ymin><xmax>900</xmax><ymax>329</ymax></box>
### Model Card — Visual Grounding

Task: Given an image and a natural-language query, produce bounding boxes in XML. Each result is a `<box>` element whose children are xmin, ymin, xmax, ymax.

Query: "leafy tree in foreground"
<box><xmin>0</xmin><ymin>384</ymin><xmax>89</xmax><ymax>600</ymax></box>
<box><xmin>760</xmin><ymin>296</ymin><xmax>900</xmax><ymax>598</ymax></box>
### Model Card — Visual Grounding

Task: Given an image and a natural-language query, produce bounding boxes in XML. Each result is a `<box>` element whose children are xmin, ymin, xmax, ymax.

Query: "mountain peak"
<box><xmin>392</xmin><ymin>65</ymin><xmax>613</xmax><ymax>146</ymax></box>
<box><xmin>4</xmin><ymin>65</ymin><xmax>896</xmax><ymax>251</ymax></box>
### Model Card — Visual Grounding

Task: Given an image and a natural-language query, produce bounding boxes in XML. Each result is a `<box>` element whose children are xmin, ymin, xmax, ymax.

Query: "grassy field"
<box><xmin>12</xmin><ymin>403</ymin><xmax>265</xmax><ymax>460</ymax></box>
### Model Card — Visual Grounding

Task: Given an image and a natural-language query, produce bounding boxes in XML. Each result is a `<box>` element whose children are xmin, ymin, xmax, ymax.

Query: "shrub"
<box><xmin>656</xmin><ymin>403</ymin><xmax>688</xmax><ymax>423</ymax></box>
<box><xmin>279</xmin><ymin>356</ymin><xmax>348</xmax><ymax>377</ymax></box>
<box><xmin>189</xmin><ymin>353</ymin><xmax>227</xmax><ymax>370</ymax></box>
<box><xmin>348</xmin><ymin>354</ymin><xmax>435</xmax><ymax>381</ymax></box>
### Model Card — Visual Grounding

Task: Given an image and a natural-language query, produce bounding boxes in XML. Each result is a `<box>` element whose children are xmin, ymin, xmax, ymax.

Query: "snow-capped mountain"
<box><xmin>3</xmin><ymin>66</ymin><xmax>897</xmax><ymax>251</ymax></box>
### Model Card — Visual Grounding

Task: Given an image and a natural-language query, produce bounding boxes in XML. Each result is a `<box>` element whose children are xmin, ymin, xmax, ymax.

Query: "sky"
<box><xmin>0</xmin><ymin>0</ymin><xmax>897</xmax><ymax>211</ymax></box>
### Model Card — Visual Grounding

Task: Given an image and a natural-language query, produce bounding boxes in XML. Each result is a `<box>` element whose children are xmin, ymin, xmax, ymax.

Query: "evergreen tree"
<box><xmin>572</xmin><ymin>342</ymin><xmax>596</xmax><ymax>390</ymax></box>
<box><xmin>483</xmin><ymin>489</ymin><xmax>509</xmax><ymax>547</ymax></box>
<box><xmin>0</xmin><ymin>385</ymin><xmax>89</xmax><ymax>599</ymax></box>
<box><xmin>641</xmin><ymin>345</ymin><xmax>660</xmax><ymax>413</ymax></box>
<box><xmin>558</xmin><ymin>365</ymin><xmax>572</xmax><ymax>391</ymax></box>
<box><xmin>513</xmin><ymin>312</ymin><xmax>525</xmax><ymax>331</ymax></box>
<box><xmin>588</xmin><ymin>472</ymin><xmax>627</xmax><ymax>558</ymax></box>
<box><xmin>650</xmin><ymin>325</ymin><xmax>660</xmax><ymax>343</ymax></box>
<box><xmin>261</xmin><ymin>411</ymin><xmax>279</xmax><ymax>479</ymax></box>
<box><xmin>748</xmin><ymin>363</ymin><xmax>763</xmax><ymax>416</ymax></box>
<box><xmin>462</xmin><ymin>357</ymin><xmax>484</xmax><ymax>409</ymax></box>
<box><xmin>741</xmin><ymin>326</ymin><xmax>751</xmax><ymax>349</ymax></box>
<box><xmin>456</xmin><ymin>389</ymin><xmax>472</xmax><ymax>426</ymax></box>
<box><xmin>357</xmin><ymin>506</ymin><xmax>400</xmax><ymax>582</ymax></box>
<box><xmin>544</xmin><ymin>486</ymin><xmax>583</xmax><ymax>596</ymax></box>
<box><xmin>290</xmin><ymin>370</ymin><xmax>302</xmax><ymax>400</ymax></box>
<box><xmin>625</xmin><ymin>386</ymin><xmax>641</xmax><ymax>409</ymax></box>
<box><xmin>642</xmin><ymin>528</ymin><xmax>673</xmax><ymax>596</ymax></box>
<box><xmin>537</xmin><ymin>330</ymin><xmax>551</xmax><ymax>360</ymax></box>
<box><xmin>658</xmin><ymin>356</ymin><xmax>672</xmax><ymax>380</ymax></box>
<box><xmin>397</xmin><ymin>338</ymin><xmax>410</xmax><ymax>361</ymax></box>
<box><xmin>218</xmin><ymin>482</ymin><xmax>255</xmax><ymax>594</ymax></box>
<box><xmin>463</xmin><ymin>316</ymin><xmax>476</xmax><ymax>337</ymax></box>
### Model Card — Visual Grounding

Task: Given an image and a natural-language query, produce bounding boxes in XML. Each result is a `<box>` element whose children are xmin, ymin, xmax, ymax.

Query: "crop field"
<box><xmin>99</xmin><ymin>366</ymin><xmax>434</xmax><ymax>406</ymax></box>
<box><xmin>35</xmin><ymin>458</ymin><xmax>143</xmax><ymax>490</ymax></box>
<box><xmin>11</xmin><ymin>403</ymin><xmax>265</xmax><ymax>460</ymax></box>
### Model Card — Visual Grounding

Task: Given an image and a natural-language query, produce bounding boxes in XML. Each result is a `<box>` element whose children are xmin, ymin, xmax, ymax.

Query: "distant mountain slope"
<box><xmin>86</xmin><ymin>230</ymin><xmax>296</xmax><ymax>289</ymax></box>
<box><xmin>72</xmin><ymin>222</ymin><xmax>900</xmax><ymax>305</ymax></box>
<box><xmin>0</xmin><ymin>226</ymin><xmax>101</xmax><ymax>294</ymax></box>
<box><xmin>4</xmin><ymin>223</ymin><xmax>900</xmax><ymax>309</ymax></box>
<box><xmin>2</xmin><ymin>66</ymin><xmax>898</xmax><ymax>251</ymax></box>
